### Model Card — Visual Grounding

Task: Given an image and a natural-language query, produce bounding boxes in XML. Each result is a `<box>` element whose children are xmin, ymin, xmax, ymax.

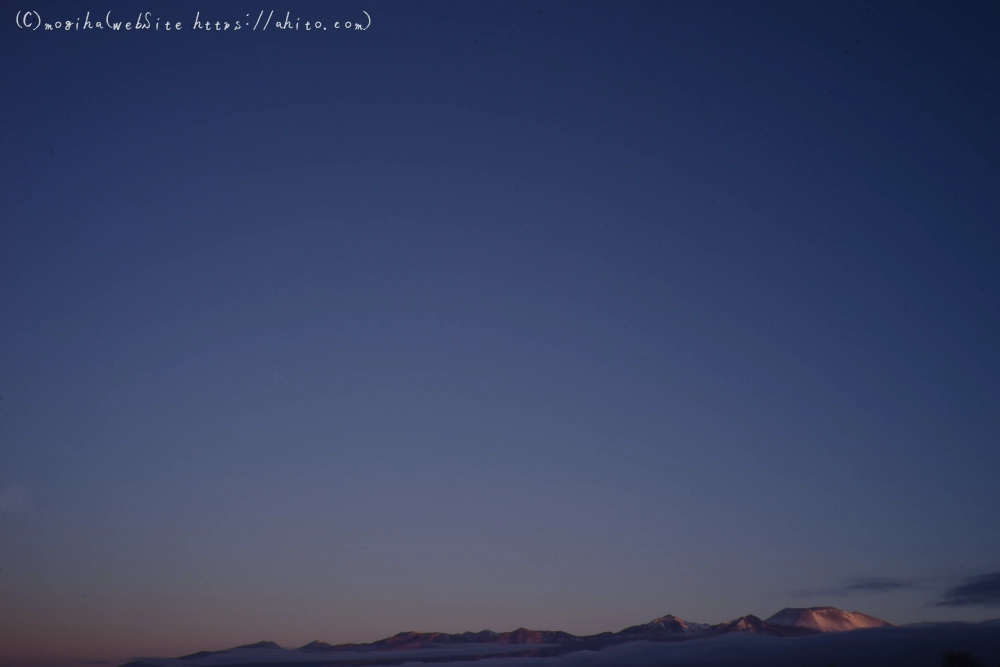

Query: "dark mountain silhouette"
<box><xmin>178</xmin><ymin>641</ymin><xmax>283</xmax><ymax>660</ymax></box>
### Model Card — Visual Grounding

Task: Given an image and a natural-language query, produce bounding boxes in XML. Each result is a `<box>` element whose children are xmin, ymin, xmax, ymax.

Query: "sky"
<box><xmin>1</xmin><ymin>1</ymin><xmax>999</xmax><ymax>665</ymax></box>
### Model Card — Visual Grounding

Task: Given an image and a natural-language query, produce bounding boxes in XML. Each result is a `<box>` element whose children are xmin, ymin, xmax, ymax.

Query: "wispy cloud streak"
<box><xmin>794</xmin><ymin>576</ymin><xmax>921</xmax><ymax>597</ymax></box>
<box><xmin>935</xmin><ymin>571</ymin><xmax>1000</xmax><ymax>607</ymax></box>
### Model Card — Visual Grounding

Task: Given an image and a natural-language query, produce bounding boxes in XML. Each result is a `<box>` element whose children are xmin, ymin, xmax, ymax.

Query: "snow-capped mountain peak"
<box><xmin>618</xmin><ymin>613</ymin><xmax>711</xmax><ymax>637</ymax></box>
<box><xmin>764</xmin><ymin>606</ymin><xmax>893</xmax><ymax>632</ymax></box>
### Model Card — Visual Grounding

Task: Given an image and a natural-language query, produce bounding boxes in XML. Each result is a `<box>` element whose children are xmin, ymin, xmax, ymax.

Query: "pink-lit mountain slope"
<box><xmin>765</xmin><ymin>606</ymin><xmax>895</xmax><ymax>633</ymax></box>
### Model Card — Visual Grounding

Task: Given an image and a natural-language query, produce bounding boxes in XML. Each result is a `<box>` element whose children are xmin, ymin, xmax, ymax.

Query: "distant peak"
<box><xmin>236</xmin><ymin>641</ymin><xmax>283</xmax><ymax>650</ymax></box>
<box><xmin>297</xmin><ymin>640</ymin><xmax>334</xmax><ymax>652</ymax></box>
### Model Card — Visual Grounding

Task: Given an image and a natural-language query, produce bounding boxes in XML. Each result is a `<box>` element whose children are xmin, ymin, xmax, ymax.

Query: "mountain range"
<box><xmin>150</xmin><ymin>606</ymin><xmax>893</xmax><ymax>663</ymax></box>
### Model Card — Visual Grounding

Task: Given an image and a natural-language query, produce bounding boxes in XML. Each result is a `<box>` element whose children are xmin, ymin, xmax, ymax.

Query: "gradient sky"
<box><xmin>2</xmin><ymin>1</ymin><xmax>999</xmax><ymax>665</ymax></box>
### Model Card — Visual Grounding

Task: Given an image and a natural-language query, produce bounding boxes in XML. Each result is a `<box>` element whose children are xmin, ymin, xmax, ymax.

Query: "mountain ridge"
<box><xmin>153</xmin><ymin>606</ymin><xmax>894</xmax><ymax>664</ymax></box>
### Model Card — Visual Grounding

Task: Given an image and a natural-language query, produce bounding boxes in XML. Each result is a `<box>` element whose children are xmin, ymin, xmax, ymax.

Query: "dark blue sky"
<box><xmin>1</xmin><ymin>1</ymin><xmax>999</xmax><ymax>664</ymax></box>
